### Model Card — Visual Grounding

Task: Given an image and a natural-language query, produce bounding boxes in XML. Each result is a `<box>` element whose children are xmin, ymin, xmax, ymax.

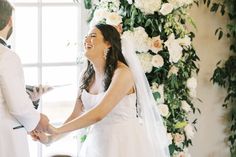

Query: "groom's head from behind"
<box><xmin>0</xmin><ymin>0</ymin><xmax>14</xmax><ymax>40</ymax></box>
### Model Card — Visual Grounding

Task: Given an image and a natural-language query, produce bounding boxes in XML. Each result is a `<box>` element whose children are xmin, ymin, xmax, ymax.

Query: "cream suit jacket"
<box><xmin>0</xmin><ymin>45</ymin><xmax>40</xmax><ymax>157</ymax></box>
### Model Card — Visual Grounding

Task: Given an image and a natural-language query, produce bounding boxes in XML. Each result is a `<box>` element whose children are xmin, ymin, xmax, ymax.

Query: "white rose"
<box><xmin>168</xmin><ymin>66</ymin><xmax>179</xmax><ymax>77</ymax></box>
<box><xmin>178</xmin><ymin>35</ymin><xmax>191</xmax><ymax>47</ymax></box>
<box><xmin>149</xmin><ymin>36</ymin><xmax>163</xmax><ymax>53</ymax></box>
<box><xmin>184</xmin><ymin>124</ymin><xmax>195</xmax><ymax>139</ymax></box>
<box><xmin>165</xmin><ymin>34</ymin><xmax>183</xmax><ymax>63</ymax></box>
<box><xmin>158</xmin><ymin>104</ymin><xmax>169</xmax><ymax>117</ymax></box>
<box><xmin>137</xmin><ymin>53</ymin><xmax>153</xmax><ymax>73</ymax></box>
<box><xmin>151</xmin><ymin>54</ymin><xmax>164</xmax><ymax>68</ymax></box>
<box><xmin>151</xmin><ymin>82</ymin><xmax>159</xmax><ymax>92</ymax></box>
<box><xmin>186</xmin><ymin>77</ymin><xmax>197</xmax><ymax>89</ymax></box>
<box><xmin>181</xmin><ymin>101</ymin><xmax>191</xmax><ymax>113</ymax></box>
<box><xmin>105</xmin><ymin>12</ymin><xmax>122</xmax><ymax>26</ymax></box>
<box><xmin>160</xmin><ymin>3</ymin><xmax>174</xmax><ymax>15</ymax></box>
<box><xmin>173</xmin><ymin>133</ymin><xmax>185</xmax><ymax>146</ymax></box>
<box><xmin>127</xmin><ymin>0</ymin><xmax>133</xmax><ymax>4</ymax></box>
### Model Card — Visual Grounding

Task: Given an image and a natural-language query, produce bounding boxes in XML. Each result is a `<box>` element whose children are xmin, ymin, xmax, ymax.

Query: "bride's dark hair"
<box><xmin>80</xmin><ymin>24</ymin><xmax>128</xmax><ymax>91</ymax></box>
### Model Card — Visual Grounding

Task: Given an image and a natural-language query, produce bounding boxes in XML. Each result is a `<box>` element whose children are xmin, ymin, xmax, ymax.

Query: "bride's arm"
<box><xmin>51</xmin><ymin>67</ymin><xmax>134</xmax><ymax>135</ymax></box>
<box><xmin>48</xmin><ymin>95</ymin><xmax>84</xmax><ymax>143</ymax></box>
<box><xmin>31</xmin><ymin>94</ymin><xmax>84</xmax><ymax>144</ymax></box>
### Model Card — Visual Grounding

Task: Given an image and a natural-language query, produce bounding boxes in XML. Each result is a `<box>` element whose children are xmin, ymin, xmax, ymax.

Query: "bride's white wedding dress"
<box><xmin>78</xmin><ymin>89</ymin><xmax>156</xmax><ymax>157</ymax></box>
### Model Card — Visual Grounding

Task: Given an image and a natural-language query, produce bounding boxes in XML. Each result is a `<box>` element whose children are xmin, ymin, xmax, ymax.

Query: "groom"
<box><xmin>0</xmin><ymin>0</ymin><xmax>50</xmax><ymax>157</ymax></box>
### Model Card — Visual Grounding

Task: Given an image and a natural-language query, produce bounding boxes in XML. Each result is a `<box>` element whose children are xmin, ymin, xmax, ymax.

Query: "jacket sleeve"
<box><xmin>0</xmin><ymin>51</ymin><xmax>40</xmax><ymax>132</ymax></box>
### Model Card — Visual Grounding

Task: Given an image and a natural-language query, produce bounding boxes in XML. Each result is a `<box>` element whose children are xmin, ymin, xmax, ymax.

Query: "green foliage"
<box><xmin>203</xmin><ymin>0</ymin><xmax>236</xmax><ymax>156</ymax></box>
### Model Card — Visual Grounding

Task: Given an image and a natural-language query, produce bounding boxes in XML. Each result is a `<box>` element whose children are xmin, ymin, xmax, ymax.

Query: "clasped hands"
<box><xmin>27</xmin><ymin>85</ymin><xmax>57</xmax><ymax>144</ymax></box>
<box><xmin>30</xmin><ymin>116</ymin><xmax>58</xmax><ymax>145</ymax></box>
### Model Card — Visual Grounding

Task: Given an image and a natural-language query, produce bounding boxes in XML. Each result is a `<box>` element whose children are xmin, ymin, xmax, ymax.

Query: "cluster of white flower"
<box><xmin>168</xmin><ymin>65</ymin><xmax>179</xmax><ymax>77</ymax></box>
<box><xmin>122</xmin><ymin>27</ymin><xmax>150</xmax><ymax>52</ymax></box>
<box><xmin>90</xmin><ymin>9</ymin><xmax>122</xmax><ymax>27</ymax></box>
<box><xmin>168</xmin><ymin>0</ymin><xmax>193</xmax><ymax>9</ymax></box>
<box><xmin>134</xmin><ymin>0</ymin><xmax>162</xmax><ymax>15</ymax></box>
<box><xmin>128</xmin><ymin>0</ymin><xmax>193</xmax><ymax>16</ymax></box>
<box><xmin>137</xmin><ymin>52</ymin><xmax>153</xmax><ymax>73</ymax></box>
<box><xmin>158</xmin><ymin>104</ymin><xmax>169</xmax><ymax>117</ymax></box>
<box><xmin>98</xmin><ymin>0</ymin><xmax>120</xmax><ymax>11</ymax></box>
<box><xmin>164</xmin><ymin>33</ymin><xmax>191</xmax><ymax>63</ymax></box>
<box><xmin>184</xmin><ymin>123</ymin><xmax>195</xmax><ymax>139</ymax></box>
<box><xmin>181</xmin><ymin>100</ymin><xmax>191</xmax><ymax>113</ymax></box>
<box><xmin>186</xmin><ymin>77</ymin><xmax>197</xmax><ymax>98</ymax></box>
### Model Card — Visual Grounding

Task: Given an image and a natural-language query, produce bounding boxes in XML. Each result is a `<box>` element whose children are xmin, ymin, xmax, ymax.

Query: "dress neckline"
<box><xmin>83</xmin><ymin>89</ymin><xmax>136</xmax><ymax>97</ymax></box>
<box><xmin>83</xmin><ymin>89</ymin><xmax>105</xmax><ymax>96</ymax></box>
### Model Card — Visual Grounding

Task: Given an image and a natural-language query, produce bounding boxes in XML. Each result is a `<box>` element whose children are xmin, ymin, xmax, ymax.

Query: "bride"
<box><xmin>32</xmin><ymin>23</ymin><xmax>170</xmax><ymax>157</ymax></box>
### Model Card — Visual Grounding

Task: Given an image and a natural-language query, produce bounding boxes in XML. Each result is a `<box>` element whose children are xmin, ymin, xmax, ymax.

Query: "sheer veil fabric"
<box><xmin>121</xmin><ymin>36</ymin><xmax>170</xmax><ymax>157</ymax></box>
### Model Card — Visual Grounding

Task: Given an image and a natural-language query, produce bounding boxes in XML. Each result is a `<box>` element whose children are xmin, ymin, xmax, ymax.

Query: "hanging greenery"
<box><xmin>81</xmin><ymin>0</ymin><xmax>200</xmax><ymax>156</ymax></box>
<box><xmin>203</xmin><ymin>0</ymin><xmax>236</xmax><ymax>156</ymax></box>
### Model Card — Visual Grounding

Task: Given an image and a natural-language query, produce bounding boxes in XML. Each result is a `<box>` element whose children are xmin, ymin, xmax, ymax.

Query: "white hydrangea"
<box><xmin>184</xmin><ymin>124</ymin><xmax>195</xmax><ymax>139</ymax></box>
<box><xmin>137</xmin><ymin>52</ymin><xmax>153</xmax><ymax>73</ymax></box>
<box><xmin>160</xmin><ymin>3</ymin><xmax>174</xmax><ymax>16</ymax></box>
<box><xmin>151</xmin><ymin>54</ymin><xmax>164</xmax><ymax>68</ymax></box>
<box><xmin>123</xmin><ymin>27</ymin><xmax>149</xmax><ymax>52</ymax></box>
<box><xmin>158</xmin><ymin>104</ymin><xmax>169</xmax><ymax>117</ymax></box>
<box><xmin>134</xmin><ymin>0</ymin><xmax>162</xmax><ymax>15</ymax></box>
<box><xmin>164</xmin><ymin>33</ymin><xmax>183</xmax><ymax>63</ymax></box>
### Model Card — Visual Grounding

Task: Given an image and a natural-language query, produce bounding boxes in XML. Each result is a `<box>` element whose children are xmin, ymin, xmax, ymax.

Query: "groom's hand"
<box><xmin>35</xmin><ymin>113</ymin><xmax>49</xmax><ymax>132</ymax></box>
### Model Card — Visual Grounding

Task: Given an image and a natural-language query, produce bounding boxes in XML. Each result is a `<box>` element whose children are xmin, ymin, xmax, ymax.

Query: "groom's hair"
<box><xmin>0</xmin><ymin>0</ymin><xmax>14</xmax><ymax>30</ymax></box>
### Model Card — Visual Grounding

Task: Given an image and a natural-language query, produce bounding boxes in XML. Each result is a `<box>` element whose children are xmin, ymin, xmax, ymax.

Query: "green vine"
<box><xmin>203</xmin><ymin>0</ymin><xmax>236</xmax><ymax>156</ymax></box>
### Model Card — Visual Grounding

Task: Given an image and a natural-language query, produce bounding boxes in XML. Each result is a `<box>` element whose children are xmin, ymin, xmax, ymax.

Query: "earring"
<box><xmin>104</xmin><ymin>48</ymin><xmax>109</xmax><ymax>60</ymax></box>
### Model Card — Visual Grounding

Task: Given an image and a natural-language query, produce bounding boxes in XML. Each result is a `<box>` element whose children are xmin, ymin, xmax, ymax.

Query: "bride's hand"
<box><xmin>31</xmin><ymin>131</ymin><xmax>51</xmax><ymax>144</ymax></box>
<box><xmin>47</xmin><ymin>124</ymin><xmax>58</xmax><ymax>135</ymax></box>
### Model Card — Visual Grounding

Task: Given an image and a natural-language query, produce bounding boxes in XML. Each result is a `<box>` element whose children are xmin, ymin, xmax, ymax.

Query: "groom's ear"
<box><xmin>6</xmin><ymin>16</ymin><xmax>13</xmax><ymax>28</ymax></box>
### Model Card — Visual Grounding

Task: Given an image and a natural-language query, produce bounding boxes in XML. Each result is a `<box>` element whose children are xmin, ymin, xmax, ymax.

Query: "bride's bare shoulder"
<box><xmin>114</xmin><ymin>62</ymin><xmax>133</xmax><ymax>81</ymax></box>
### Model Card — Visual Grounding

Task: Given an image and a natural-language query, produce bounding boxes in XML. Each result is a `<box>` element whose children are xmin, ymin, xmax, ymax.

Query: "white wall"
<box><xmin>188</xmin><ymin>3</ymin><xmax>231</xmax><ymax>157</ymax></box>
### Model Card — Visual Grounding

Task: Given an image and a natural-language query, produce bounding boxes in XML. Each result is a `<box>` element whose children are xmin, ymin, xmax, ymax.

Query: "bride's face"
<box><xmin>83</xmin><ymin>27</ymin><xmax>110</xmax><ymax>61</ymax></box>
